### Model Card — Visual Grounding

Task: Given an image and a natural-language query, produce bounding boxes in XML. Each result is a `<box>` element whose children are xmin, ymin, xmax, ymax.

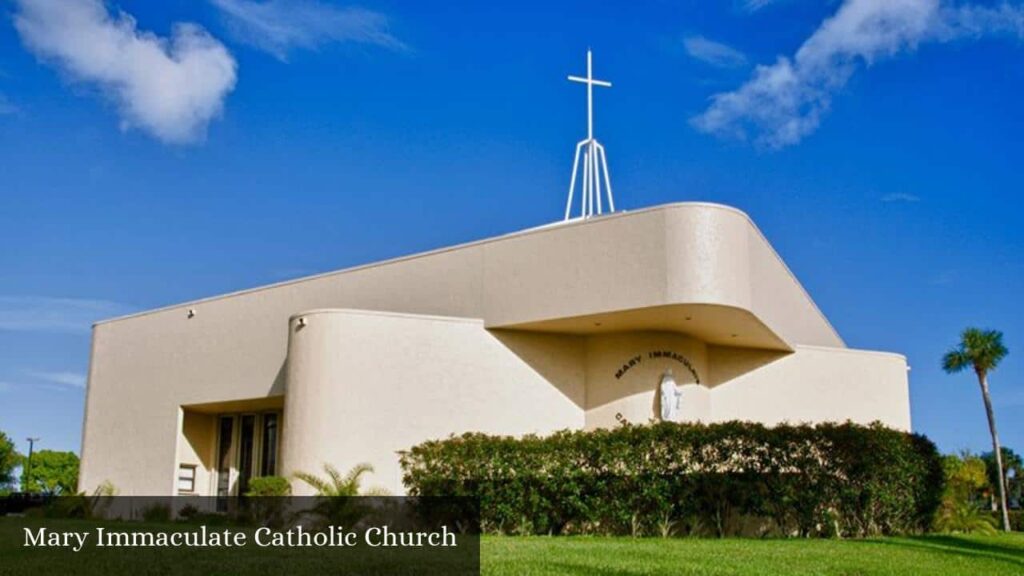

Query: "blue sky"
<box><xmin>1</xmin><ymin>0</ymin><xmax>1022</xmax><ymax>463</ymax></box>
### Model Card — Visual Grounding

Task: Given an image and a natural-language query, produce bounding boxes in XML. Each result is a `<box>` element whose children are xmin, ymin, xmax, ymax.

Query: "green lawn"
<box><xmin>481</xmin><ymin>533</ymin><xmax>1024</xmax><ymax>576</ymax></box>
<box><xmin>3</xmin><ymin>516</ymin><xmax>1021</xmax><ymax>575</ymax></box>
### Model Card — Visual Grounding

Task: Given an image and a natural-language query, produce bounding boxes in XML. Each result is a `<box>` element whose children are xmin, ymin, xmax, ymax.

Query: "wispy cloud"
<box><xmin>210</xmin><ymin>0</ymin><xmax>405</xmax><ymax>61</ymax></box>
<box><xmin>12</xmin><ymin>0</ymin><xmax>237</xmax><ymax>144</ymax></box>
<box><xmin>0</xmin><ymin>372</ymin><xmax>86</xmax><ymax>393</ymax></box>
<box><xmin>24</xmin><ymin>370</ymin><xmax>87</xmax><ymax>389</ymax></box>
<box><xmin>692</xmin><ymin>0</ymin><xmax>1024</xmax><ymax>149</ymax></box>
<box><xmin>740</xmin><ymin>0</ymin><xmax>779</xmax><ymax>14</ymax></box>
<box><xmin>684</xmin><ymin>36</ymin><xmax>748</xmax><ymax>68</ymax></box>
<box><xmin>881</xmin><ymin>192</ymin><xmax>921</xmax><ymax>203</ymax></box>
<box><xmin>0</xmin><ymin>296</ymin><xmax>133</xmax><ymax>334</ymax></box>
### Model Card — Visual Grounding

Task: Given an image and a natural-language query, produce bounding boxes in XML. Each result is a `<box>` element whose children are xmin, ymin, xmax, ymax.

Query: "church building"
<box><xmin>77</xmin><ymin>53</ymin><xmax>911</xmax><ymax>497</ymax></box>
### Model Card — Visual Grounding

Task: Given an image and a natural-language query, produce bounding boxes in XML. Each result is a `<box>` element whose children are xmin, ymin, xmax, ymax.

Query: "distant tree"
<box><xmin>0</xmin><ymin>431</ymin><xmax>21</xmax><ymax>494</ymax></box>
<box><xmin>935</xmin><ymin>452</ymin><xmax>997</xmax><ymax>534</ymax></box>
<box><xmin>943</xmin><ymin>327</ymin><xmax>1011</xmax><ymax>532</ymax></box>
<box><xmin>22</xmin><ymin>450</ymin><xmax>79</xmax><ymax>495</ymax></box>
<box><xmin>982</xmin><ymin>447</ymin><xmax>1023</xmax><ymax>508</ymax></box>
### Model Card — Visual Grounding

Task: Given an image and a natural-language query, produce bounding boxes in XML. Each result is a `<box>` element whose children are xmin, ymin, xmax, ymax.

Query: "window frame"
<box><xmin>177</xmin><ymin>464</ymin><xmax>197</xmax><ymax>494</ymax></box>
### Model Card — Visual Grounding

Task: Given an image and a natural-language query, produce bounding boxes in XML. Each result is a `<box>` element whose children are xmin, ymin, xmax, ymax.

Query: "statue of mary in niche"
<box><xmin>659</xmin><ymin>369</ymin><xmax>683</xmax><ymax>422</ymax></box>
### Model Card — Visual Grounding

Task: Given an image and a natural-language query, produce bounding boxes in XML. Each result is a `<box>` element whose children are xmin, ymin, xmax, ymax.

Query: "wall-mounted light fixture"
<box><xmin>187</xmin><ymin>309</ymin><xmax>196</xmax><ymax>319</ymax></box>
<box><xmin>296</xmin><ymin>317</ymin><xmax>307</xmax><ymax>328</ymax></box>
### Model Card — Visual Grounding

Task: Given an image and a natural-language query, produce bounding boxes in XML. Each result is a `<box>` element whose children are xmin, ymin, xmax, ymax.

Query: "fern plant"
<box><xmin>293</xmin><ymin>463</ymin><xmax>387</xmax><ymax>528</ymax></box>
<box><xmin>934</xmin><ymin>499</ymin><xmax>998</xmax><ymax>535</ymax></box>
<box><xmin>294</xmin><ymin>463</ymin><xmax>385</xmax><ymax>496</ymax></box>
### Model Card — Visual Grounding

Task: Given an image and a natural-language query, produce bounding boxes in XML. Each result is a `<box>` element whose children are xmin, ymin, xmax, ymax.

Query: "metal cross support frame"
<box><xmin>565</xmin><ymin>49</ymin><xmax>615</xmax><ymax>221</ymax></box>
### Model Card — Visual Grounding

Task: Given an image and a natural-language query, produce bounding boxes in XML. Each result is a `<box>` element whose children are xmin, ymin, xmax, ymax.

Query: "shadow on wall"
<box><xmin>270</xmin><ymin>361</ymin><xmax>286</xmax><ymax>396</ymax></box>
<box><xmin>707</xmin><ymin>346</ymin><xmax>789</xmax><ymax>388</ymax></box>
<box><xmin>482</xmin><ymin>329</ymin><xmax>794</xmax><ymax>424</ymax></box>
<box><xmin>489</xmin><ymin>329</ymin><xmax>587</xmax><ymax>411</ymax></box>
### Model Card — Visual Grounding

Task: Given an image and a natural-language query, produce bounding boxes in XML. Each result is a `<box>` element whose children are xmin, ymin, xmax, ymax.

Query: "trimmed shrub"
<box><xmin>140</xmin><ymin>502</ymin><xmax>171</xmax><ymax>523</ymax></box>
<box><xmin>245</xmin><ymin>476</ymin><xmax>292</xmax><ymax>497</ymax></box>
<box><xmin>400</xmin><ymin>421</ymin><xmax>943</xmax><ymax>538</ymax></box>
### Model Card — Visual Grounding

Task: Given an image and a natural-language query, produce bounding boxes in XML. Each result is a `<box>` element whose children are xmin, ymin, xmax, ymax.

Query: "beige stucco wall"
<box><xmin>78</xmin><ymin>203</ymin><xmax>907</xmax><ymax>496</ymax></box>
<box><xmin>708</xmin><ymin>345</ymin><xmax>911</xmax><ymax>430</ymax></box>
<box><xmin>580</xmin><ymin>336</ymin><xmax>909</xmax><ymax>432</ymax></box>
<box><xmin>583</xmin><ymin>332</ymin><xmax>707</xmax><ymax>428</ymax></box>
<box><xmin>176</xmin><ymin>411</ymin><xmax>216</xmax><ymax>495</ymax></box>
<box><xmin>282</xmin><ymin>310</ymin><xmax>586</xmax><ymax>495</ymax></box>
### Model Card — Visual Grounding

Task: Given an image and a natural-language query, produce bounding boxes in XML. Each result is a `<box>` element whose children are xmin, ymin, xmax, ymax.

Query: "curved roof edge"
<box><xmin>92</xmin><ymin>201</ymin><xmax>840</xmax><ymax>348</ymax></box>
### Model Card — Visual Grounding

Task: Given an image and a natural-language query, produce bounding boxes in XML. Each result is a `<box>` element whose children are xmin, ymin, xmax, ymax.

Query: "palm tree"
<box><xmin>293</xmin><ymin>463</ymin><xmax>384</xmax><ymax>496</ymax></box>
<box><xmin>293</xmin><ymin>463</ymin><xmax>388</xmax><ymax>528</ymax></box>
<box><xmin>942</xmin><ymin>327</ymin><xmax>1011</xmax><ymax>532</ymax></box>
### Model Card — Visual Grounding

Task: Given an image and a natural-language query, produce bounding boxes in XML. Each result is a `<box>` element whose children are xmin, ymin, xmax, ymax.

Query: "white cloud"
<box><xmin>692</xmin><ymin>0</ymin><xmax>1024</xmax><ymax>149</ymax></box>
<box><xmin>24</xmin><ymin>370</ymin><xmax>87</xmax><ymax>389</ymax></box>
<box><xmin>684</xmin><ymin>36</ymin><xmax>748</xmax><ymax>68</ymax></box>
<box><xmin>13</xmin><ymin>0</ymin><xmax>237</xmax><ymax>144</ymax></box>
<box><xmin>881</xmin><ymin>192</ymin><xmax>921</xmax><ymax>202</ymax></box>
<box><xmin>0</xmin><ymin>296</ymin><xmax>133</xmax><ymax>334</ymax></box>
<box><xmin>210</xmin><ymin>0</ymin><xmax>405</xmax><ymax>61</ymax></box>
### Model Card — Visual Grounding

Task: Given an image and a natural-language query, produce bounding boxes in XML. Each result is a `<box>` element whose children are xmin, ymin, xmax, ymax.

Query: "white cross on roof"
<box><xmin>565</xmin><ymin>50</ymin><xmax>615</xmax><ymax>221</ymax></box>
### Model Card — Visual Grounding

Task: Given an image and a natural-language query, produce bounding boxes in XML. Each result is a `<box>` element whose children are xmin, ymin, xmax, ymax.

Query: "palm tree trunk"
<box><xmin>978</xmin><ymin>374</ymin><xmax>1011</xmax><ymax>532</ymax></box>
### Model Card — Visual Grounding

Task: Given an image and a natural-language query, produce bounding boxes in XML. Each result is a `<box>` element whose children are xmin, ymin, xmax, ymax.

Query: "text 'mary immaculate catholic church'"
<box><xmin>78</xmin><ymin>52</ymin><xmax>911</xmax><ymax>497</ymax></box>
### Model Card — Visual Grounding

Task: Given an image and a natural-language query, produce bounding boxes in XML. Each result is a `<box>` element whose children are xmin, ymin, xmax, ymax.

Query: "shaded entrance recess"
<box><xmin>179</xmin><ymin>397</ymin><xmax>283</xmax><ymax>498</ymax></box>
<box><xmin>215</xmin><ymin>411</ymin><xmax>280</xmax><ymax>497</ymax></box>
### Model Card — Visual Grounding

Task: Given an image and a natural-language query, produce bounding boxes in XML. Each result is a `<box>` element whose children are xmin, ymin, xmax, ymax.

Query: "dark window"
<box><xmin>260</xmin><ymin>413</ymin><xmax>279</xmax><ymax>477</ymax></box>
<box><xmin>216</xmin><ymin>416</ymin><xmax>234</xmax><ymax>501</ymax></box>
<box><xmin>238</xmin><ymin>415</ymin><xmax>256</xmax><ymax>496</ymax></box>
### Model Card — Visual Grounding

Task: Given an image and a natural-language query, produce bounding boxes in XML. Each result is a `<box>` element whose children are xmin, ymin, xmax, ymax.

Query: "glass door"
<box><xmin>237</xmin><ymin>414</ymin><xmax>257</xmax><ymax>496</ymax></box>
<box><xmin>215</xmin><ymin>416</ymin><xmax>234</xmax><ymax>510</ymax></box>
<box><xmin>260</xmin><ymin>413</ymin><xmax>279</xmax><ymax>477</ymax></box>
<box><xmin>214</xmin><ymin>411</ymin><xmax>282</xmax><ymax>503</ymax></box>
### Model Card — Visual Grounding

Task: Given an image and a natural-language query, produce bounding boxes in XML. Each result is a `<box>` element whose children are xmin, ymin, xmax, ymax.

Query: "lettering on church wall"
<box><xmin>613</xmin><ymin>350</ymin><xmax>700</xmax><ymax>384</ymax></box>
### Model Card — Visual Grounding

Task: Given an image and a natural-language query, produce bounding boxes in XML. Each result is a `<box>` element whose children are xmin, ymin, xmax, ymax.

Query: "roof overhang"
<box><xmin>495</xmin><ymin>303</ymin><xmax>792</xmax><ymax>351</ymax></box>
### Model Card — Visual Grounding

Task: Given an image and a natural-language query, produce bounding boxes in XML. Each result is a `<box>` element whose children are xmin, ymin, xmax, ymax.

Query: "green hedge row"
<box><xmin>1004</xmin><ymin>510</ymin><xmax>1024</xmax><ymax>532</ymax></box>
<box><xmin>400</xmin><ymin>421</ymin><xmax>944</xmax><ymax>538</ymax></box>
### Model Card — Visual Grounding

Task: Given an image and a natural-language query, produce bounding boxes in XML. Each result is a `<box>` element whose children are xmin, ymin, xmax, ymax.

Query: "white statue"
<box><xmin>659</xmin><ymin>369</ymin><xmax>683</xmax><ymax>422</ymax></box>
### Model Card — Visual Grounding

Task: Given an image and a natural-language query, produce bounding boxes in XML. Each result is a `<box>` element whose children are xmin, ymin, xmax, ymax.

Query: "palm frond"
<box><xmin>293</xmin><ymin>471</ymin><xmax>330</xmax><ymax>495</ymax></box>
<box><xmin>294</xmin><ymin>462</ymin><xmax>378</xmax><ymax>496</ymax></box>
<box><xmin>344</xmin><ymin>463</ymin><xmax>374</xmax><ymax>487</ymax></box>
<box><xmin>943</xmin><ymin>327</ymin><xmax>1008</xmax><ymax>376</ymax></box>
<box><xmin>324</xmin><ymin>464</ymin><xmax>344</xmax><ymax>493</ymax></box>
<box><xmin>942</xmin><ymin>350</ymin><xmax>970</xmax><ymax>374</ymax></box>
